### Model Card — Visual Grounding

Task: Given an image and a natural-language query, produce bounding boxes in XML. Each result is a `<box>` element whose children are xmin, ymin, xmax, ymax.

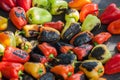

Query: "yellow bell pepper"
<box><xmin>0</xmin><ymin>16</ymin><xmax>8</xmax><ymax>30</ymax></box>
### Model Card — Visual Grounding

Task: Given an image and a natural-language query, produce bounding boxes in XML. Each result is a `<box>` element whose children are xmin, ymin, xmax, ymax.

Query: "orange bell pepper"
<box><xmin>69</xmin><ymin>0</ymin><xmax>92</xmax><ymax>10</ymax></box>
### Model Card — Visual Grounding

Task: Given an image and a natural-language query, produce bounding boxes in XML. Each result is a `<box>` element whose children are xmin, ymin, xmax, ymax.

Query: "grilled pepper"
<box><xmin>38</xmin><ymin>42</ymin><xmax>57</xmax><ymax>60</ymax></box>
<box><xmin>50</xmin><ymin>65</ymin><xmax>74</xmax><ymax>80</ymax></box>
<box><xmin>0</xmin><ymin>0</ymin><xmax>16</xmax><ymax>11</ymax></box>
<box><xmin>0</xmin><ymin>31</ymin><xmax>16</xmax><ymax>47</ymax></box>
<box><xmin>93</xmin><ymin>32</ymin><xmax>112</xmax><ymax>44</ymax></box>
<box><xmin>61</xmin><ymin>9</ymin><xmax>81</xmax><ymax>41</ymax></box>
<box><xmin>16</xmin><ymin>0</ymin><xmax>32</xmax><ymax>12</ymax></box>
<box><xmin>80</xmin><ymin>3</ymin><xmax>99</xmax><ymax>22</ymax></box>
<box><xmin>81</xmin><ymin>14</ymin><xmax>101</xmax><ymax>31</ymax></box>
<box><xmin>39</xmin><ymin>72</ymin><xmax>55</xmax><ymax>80</ymax></box>
<box><xmin>26</xmin><ymin>7</ymin><xmax>52</xmax><ymax>24</ymax></box>
<box><xmin>38</xmin><ymin>27</ymin><xmax>60</xmax><ymax>43</ymax></box>
<box><xmin>70</xmin><ymin>31</ymin><xmax>94</xmax><ymax>46</ymax></box>
<box><xmin>104</xmin><ymin>54</ymin><xmax>120</xmax><ymax>74</ymax></box>
<box><xmin>22</xmin><ymin>73</ymin><xmax>35</xmax><ymax>80</ymax></box>
<box><xmin>9</xmin><ymin>7</ymin><xmax>27</xmax><ymax>30</ymax></box>
<box><xmin>73</xmin><ymin>44</ymin><xmax>93</xmax><ymax>60</ymax></box>
<box><xmin>0</xmin><ymin>44</ymin><xmax>5</xmax><ymax>56</ymax></box>
<box><xmin>24</xmin><ymin>62</ymin><xmax>46</xmax><ymax>79</ymax></box>
<box><xmin>49</xmin><ymin>0</ymin><xmax>68</xmax><ymax>15</ymax></box>
<box><xmin>80</xmin><ymin>60</ymin><xmax>104</xmax><ymax>80</ymax></box>
<box><xmin>88</xmin><ymin>44</ymin><xmax>111</xmax><ymax>64</ymax></box>
<box><xmin>107</xmin><ymin>19</ymin><xmax>120</xmax><ymax>34</ymax></box>
<box><xmin>0</xmin><ymin>16</ymin><xmax>8</xmax><ymax>30</ymax></box>
<box><xmin>0</xmin><ymin>62</ymin><xmax>24</xmax><ymax>80</ymax></box>
<box><xmin>2</xmin><ymin>46</ymin><xmax>29</xmax><ymax>63</ymax></box>
<box><xmin>69</xmin><ymin>0</ymin><xmax>92</xmax><ymax>10</ymax></box>
<box><xmin>99</xmin><ymin>3</ymin><xmax>120</xmax><ymax>24</ymax></box>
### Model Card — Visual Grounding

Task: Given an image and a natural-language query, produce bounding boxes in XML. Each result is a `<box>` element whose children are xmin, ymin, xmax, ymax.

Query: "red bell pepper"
<box><xmin>99</xmin><ymin>3</ymin><xmax>120</xmax><ymax>24</ymax></box>
<box><xmin>50</xmin><ymin>65</ymin><xmax>74</xmax><ymax>80</ymax></box>
<box><xmin>0</xmin><ymin>0</ymin><xmax>16</xmax><ymax>12</ymax></box>
<box><xmin>44</xmin><ymin>21</ymin><xmax>64</xmax><ymax>32</ymax></box>
<box><xmin>93</xmin><ymin>32</ymin><xmax>112</xmax><ymax>44</ymax></box>
<box><xmin>2</xmin><ymin>46</ymin><xmax>29</xmax><ymax>63</ymax></box>
<box><xmin>38</xmin><ymin>42</ymin><xmax>57</xmax><ymax>60</ymax></box>
<box><xmin>107</xmin><ymin>19</ymin><xmax>120</xmax><ymax>34</ymax></box>
<box><xmin>0</xmin><ymin>62</ymin><xmax>24</xmax><ymax>80</ymax></box>
<box><xmin>117</xmin><ymin>42</ymin><xmax>120</xmax><ymax>52</ymax></box>
<box><xmin>9</xmin><ymin>7</ymin><xmax>27</xmax><ymax>30</ymax></box>
<box><xmin>104</xmin><ymin>54</ymin><xmax>120</xmax><ymax>74</ymax></box>
<box><xmin>16</xmin><ymin>0</ymin><xmax>32</xmax><ymax>12</ymax></box>
<box><xmin>79</xmin><ymin>3</ymin><xmax>99</xmax><ymax>22</ymax></box>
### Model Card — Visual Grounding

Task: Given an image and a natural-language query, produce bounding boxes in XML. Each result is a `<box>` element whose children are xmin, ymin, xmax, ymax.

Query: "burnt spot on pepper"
<box><xmin>15</xmin><ymin>12</ymin><xmax>26</xmax><ymax>19</ymax></box>
<box><xmin>29</xmin><ymin>30</ymin><xmax>39</xmax><ymax>37</ymax></box>
<box><xmin>91</xmin><ymin>47</ymin><xmax>105</xmax><ymax>60</ymax></box>
<box><xmin>66</xmin><ymin>9</ymin><xmax>76</xmax><ymax>15</ymax></box>
<box><xmin>80</xmin><ymin>74</ymin><xmax>88</xmax><ymax>80</ymax></box>
<box><xmin>39</xmin><ymin>72</ymin><xmax>55</xmax><ymax>80</ymax></box>
<box><xmin>81</xmin><ymin>62</ymin><xmax>97</xmax><ymax>71</ymax></box>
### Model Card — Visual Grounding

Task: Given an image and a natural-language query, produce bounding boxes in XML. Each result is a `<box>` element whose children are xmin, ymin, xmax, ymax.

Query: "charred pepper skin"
<box><xmin>39</xmin><ymin>72</ymin><xmax>55</xmax><ymax>80</ymax></box>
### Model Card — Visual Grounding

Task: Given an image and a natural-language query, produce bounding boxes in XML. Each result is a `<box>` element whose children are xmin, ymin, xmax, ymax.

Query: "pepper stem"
<box><xmin>93</xmin><ymin>42</ymin><xmax>98</xmax><ymax>46</ymax></box>
<box><xmin>18</xmin><ymin>70</ymin><xmax>23</xmax><ymax>80</ymax></box>
<box><xmin>68</xmin><ymin>50</ymin><xmax>74</xmax><ymax>54</ymax></box>
<box><xmin>49</xmin><ymin>54</ymin><xmax>54</xmax><ymax>59</ymax></box>
<box><xmin>38</xmin><ymin>68</ymin><xmax>43</xmax><ymax>75</ymax></box>
<box><xmin>24</xmin><ymin>44</ymin><xmax>29</xmax><ymax>50</ymax></box>
<box><xmin>98</xmin><ymin>68</ymin><xmax>103</xmax><ymax>74</ymax></box>
<box><xmin>68</xmin><ymin>72</ymin><xmax>72</xmax><ymax>77</ymax></box>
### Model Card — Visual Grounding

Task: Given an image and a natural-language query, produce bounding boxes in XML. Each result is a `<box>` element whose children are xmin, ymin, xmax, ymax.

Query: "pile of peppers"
<box><xmin>0</xmin><ymin>0</ymin><xmax>120</xmax><ymax>80</ymax></box>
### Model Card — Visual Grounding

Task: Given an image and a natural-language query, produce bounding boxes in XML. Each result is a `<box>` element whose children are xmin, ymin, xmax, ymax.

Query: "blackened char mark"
<box><xmin>39</xmin><ymin>72</ymin><xmax>55</xmax><ymax>80</ymax></box>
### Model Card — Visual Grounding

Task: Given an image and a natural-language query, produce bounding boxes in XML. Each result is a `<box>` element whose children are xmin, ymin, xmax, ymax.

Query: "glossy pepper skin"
<box><xmin>9</xmin><ymin>7</ymin><xmax>27</xmax><ymax>30</ymax></box>
<box><xmin>0</xmin><ymin>62</ymin><xmax>24</xmax><ymax>80</ymax></box>
<box><xmin>0</xmin><ymin>0</ymin><xmax>16</xmax><ymax>12</ymax></box>
<box><xmin>80</xmin><ymin>60</ymin><xmax>104</xmax><ymax>80</ymax></box>
<box><xmin>99</xmin><ymin>3</ymin><xmax>120</xmax><ymax>24</ymax></box>
<box><xmin>38</xmin><ymin>42</ymin><xmax>57</xmax><ymax>60</ymax></box>
<box><xmin>107</xmin><ymin>19</ymin><xmax>120</xmax><ymax>34</ymax></box>
<box><xmin>69</xmin><ymin>0</ymin><xmax>92</xmax><ymax>10</ymax></box>
<box><xmin>93</xmin><ymin>32</ymin><xmax>111</xmax><ymax>44</ymax></box>
<box><xmin>50</xmin><ymin>65</ymin><xmax>74</xmax><ymax>80</ymax></box>
<box><xmin>80</xmin><ymin>3</ymin><xmax>99</xmax><ymax>22</ymax></box>
<box><xmin>0</xmin><ymin>16</ymin><xmax>8</xmax><ymax>30</ymax></box>
<box><xmin>24</xmin><ymin>62</ymin><xmax>46</xmax><ymax>79</ymax></box>
<box><xmin>16</xmin><ymin>0</ymin><xmax>32</xmax><ymax>12</ymax></box>
<box><xmin>2</xmin><ymin>46</ymin><xmax>29</xmax><ymax>63</ymax></box>
<box><xmin>117</xmin><ymin>42</ymin><xmax>120</xmax><ymax>52</ymax></box>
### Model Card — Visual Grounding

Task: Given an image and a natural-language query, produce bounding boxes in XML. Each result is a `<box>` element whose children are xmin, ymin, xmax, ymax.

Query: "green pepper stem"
<box><xmin>49</xmin><ymin>54</ymin><xmax>60</xmax><ymax>61</ymax></box>
<box><xmin>68</xmin><ymin>72</ymin><xmax>72</xmax><ymax>77</ymax></box>
<box><xmin>24</xmin><ymin>44</ymin><xmax>29</xmax><ymax>50</ymax></box>
<box><xmin>98</xmin><ymin>68</ymin><xmax>103</xmax><ymax>74</ymax></box>
<box><xmin>68</xmin><ymin>50</ymin><xmax>74</xmax><ymax>54</ymax></box>
<box><xmin>93</xmin><ymin>42</ymin><xmax>98</xmax><ymax>46</ymax></box>
<box><xmin>38</xmin><ymin>68</ymin><xmax>43</xmax><ymax>75</ymax></box>
<box><xmin>18</xmin><ymin>70</ymin><xmax>23</xmax><ymax>80</ymax></box>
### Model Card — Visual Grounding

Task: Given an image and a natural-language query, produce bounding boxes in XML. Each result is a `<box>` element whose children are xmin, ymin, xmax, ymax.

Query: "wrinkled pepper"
<box><xmin>104</xmin><ymin>54</ymin><xmax>120</xmax><ymax>74</ymax></box>
<box><xmin>2</xmin><ymin>46</ymin><xmax>29</xmax><ymax>63</ymax></box>
<box><xmin>80</xmin><ymin>60</ymin><xmax>104</xmax><ymax>80</ymax></box>
<box><xmin>117</xmin><ymin>42</ymin><xmax>120</xmax><ymax>52</ymax></box>
<box><xmin>0</xmin><ymin>62</ymin><xmax>24</xmax><ymax>80</ymax></box>
<box><xmin>99</xmin><ymin>3</ymin><xmax>120</xmax><ymax>24</ymax></box>
<box><xmin>0</xmin><ymin>0</ymin><xmax>16</xmax><ymax>11</ymax></box>
<box><xmin>16</xmin><ymin>0</ymin><xmax>32</xmax><ymax>12</ymax></box>
<box><xmin>81</xmin><ymin>14</ymin><xmax>101</xmax><ymax>31</ymax></box>
<box><xmin>80</xmin><ymin>3</ymin><xmax>99</xmax><ymax>22</ymax></box>
<box><xmin>0</xmin><ymin>31</ymin><xmax>16</xmax><ymax>47</ymax></box>
<box><xmin>38</xmin><ymin>42</ymin><xmax>57</xmax><ymax>60</ymax></box>
<box><xmin>50</xmin><ymin>65</ymin><xmax>74</xmax><ymax>80</ymax></box>
<box><xmin>0</xmin><ymin>16</ymin><xmax>8</xmax><ymax>30</ymax></box>
<box><xmin>0</xmin><ymin>44</ymin><xmax>5</xmax><ymax>56</ymax></box>
<box><xmin>9</xmin><ymin>7</ymin><xmax>27</xmax><ymax>30</ymax></box>
<box><xmin>107</xmin><ymin>19</ymin><xmax>120</xmax><ymax>34</ymax></box>
<box><xmin>69</xmin><ymin>0</ymin><xmax>92</xmax><ymax>10</ymax></box>
<box><xmin>24</xmin><ymin>62</ymin><xmax>46</xmax><ymax>79</ymax></box>
<box><xmin>93</xmin><ymin>32</ymin><xmax>112</xmax><ymax>44</ymax></box>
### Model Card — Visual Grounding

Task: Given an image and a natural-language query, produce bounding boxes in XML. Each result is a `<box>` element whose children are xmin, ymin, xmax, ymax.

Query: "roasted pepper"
<box><xmin>93</xmin><ymin>32</ymin><xmax>112</xmax><ymax>44</ymax></box>
<box><xmin>2</xmin><ymin>46</ymin><xmax>29</xmax><ymax>63</ymax></box>
<box><xmin>0</xmin><ymin>62</ymin><xmax>24</xmax><ymax>80</ymax></box>
<box><xmin>44</xmin><ymin>21</ymin><xmax>64</xmax><ymax>32</ymax></box>
<box><xmin>61</xmin><ymin>9</ymin><xmax>81</xmax><ymax>41</ymax></box>
<box><xmin>81</xmin><ymin>14</ymin><xmax>101</xmax><ymax>31</ymax></box>
<box><xmin>99</xmin><ymin>3</ymin><xmax>120</xmax><ymax>24</ymax></box>
<box><xmin>88</xmin><ymin>44</ymin><xmax>111</xmax><ymax>64</ymax></box>
<box><xmin>49</xmin><ymin>0</ymin><xmax>68</xmax><ymax>15</ymax></box>
<box><xmin>70</xmin><ymin>31</ymin><xmax>94</xmax><ymax>46</ymax></box>
<box><xmin>80</xmin><ymin>60</ymin><xmax>104</xmax><ymax>80</ymax></box>
<box><xmin>69</xmin><ymin>0</ymin><xmax>92</xmax><ymax>10</ymax></box>
<box><xmin>24</xmin><ymin>62</ymin><xmax>46</xmax><ymax>79</ymax></box>
<box><xmin>104</xmin><ymin>54</ymin><xmax>120</xmax><ymax>74</ymax></box>
<box><xmin>16</xmin><ymin>0</ymin><xmax>32</xmax><ymax>12</ymax></box>
<box><xmin>0</xmin><ymin>31</ymin><xmax>16</xmax><ymax>47</ymax></box>
<box><xmin>80</xmin><ymin>3</ymin><xmax>99</xmax><ymax>22</ymax></box>
<box><xmin>0</xmin><ymin>44</ymin><xmax>5</xmax><ymax>56</ymax></box>
<box><xmin>26</xmin><ymin>7</ymin><xmax>52</xmax><ymax>24</ymax></box>
<box><xmin>39</xmin><ymin>72</ymin><xmax>55</xmax><ymax>80</ymax></box>
<box><xmin>38</xmin><ymin>27</ymin><xmax>60</xmax><ymax>43</ymax></box>
<box><xmin>0</xmin><ymin>16</ymin><xmax>8</xmax><ymax>30</ymax></box>
<box><xmin>117</xmin><ymin>42</ymin><xmax>120</xmax><ymax>52</ymax></box>
<box><xmin>107</xmin><ymin>19</ymin><xmax>120</xmax><ymax>34</ymax></box>
<box><xmin>50</xmin><ymin>65</ymin><xmax>74</xmax><ymax>80</ymax></box>
<box><xmin>9</xmin><ymin>7</ymin><xmax>27</xmax><ymax>30</ymax></box>
<box><xmin>38</xmin><ymin>42</ymin><xmax>57</xmax><ymax>60</ymax></box>
<box><xmin>0</xmin><ymin>0</ymin><xmax>16</xmax><ymax>11</ymax></box>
